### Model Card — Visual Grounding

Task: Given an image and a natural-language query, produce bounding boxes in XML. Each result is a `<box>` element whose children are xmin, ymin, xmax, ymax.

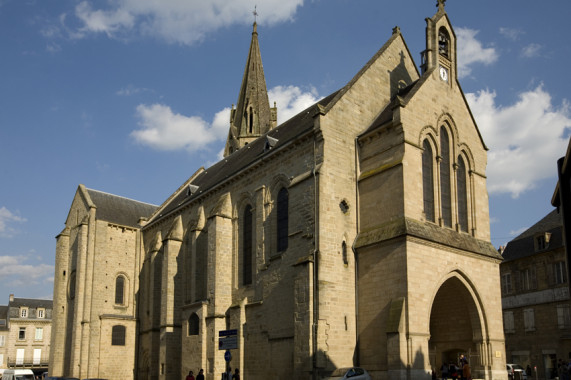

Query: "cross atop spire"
<box><xmin>253</xmin><ymin>5</ymin><xmax>258</xmax><ymax>23</ymax></box>
<box><xmin>436</xmin><ymin>0</ymin><xmax>446</xmax><ymax>11</ymax></box>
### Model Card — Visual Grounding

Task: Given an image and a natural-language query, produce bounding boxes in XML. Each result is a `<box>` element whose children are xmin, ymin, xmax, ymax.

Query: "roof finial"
<box><xmin>437</xmin><ymin>0</ymin><xmax>446</xmax><ymax>11</ymax></box>
<box><xmin>253</xmin><ymin>5</ymin><xmax>258</xmax><ymax>23</ymax></box>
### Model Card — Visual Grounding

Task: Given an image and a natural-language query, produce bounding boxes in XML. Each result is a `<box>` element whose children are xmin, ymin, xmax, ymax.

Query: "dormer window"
<box><xmin>534</xmin><ymin>232</ymin><xmax>551</xmax><ymax>251</ymax></box>
<box><xmin>438</xmin><ymin>28</ymin><xmax>450</xmax><ymax>58</ymax></box>
<box><xmin>20</xmin><ymin>307</ymin><xmax>28</xmax><ymax>318</ymax></box>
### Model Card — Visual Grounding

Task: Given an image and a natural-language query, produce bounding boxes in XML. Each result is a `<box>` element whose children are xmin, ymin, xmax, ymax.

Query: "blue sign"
<box><xmin>224</xmin><ymin>350</ymin><xmax>232</xmax><ymax>362</ymax></box>
<box><xmin>219</xmin><ymin>329</ymin><xmax>238</xmax><ymax>337</ymax></box>
<box><xmin>218</xmin><ymin>336</ymin><xmax>238</xmax><ymax>350</ymax></box>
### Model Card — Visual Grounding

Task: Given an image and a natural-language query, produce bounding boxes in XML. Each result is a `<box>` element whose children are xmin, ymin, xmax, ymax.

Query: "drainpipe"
<box><xmin>312</xmin><ymin>134</ymin><xmax>320</xmax><ymax>380</ymax></box>
<box><xmin>352</xmin><ymin>137</ymin><xmax>361</xmax><ymax>366</ymax></box>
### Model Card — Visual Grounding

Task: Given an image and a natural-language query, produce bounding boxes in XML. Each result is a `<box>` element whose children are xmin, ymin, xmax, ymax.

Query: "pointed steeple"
<box><xmin>224</xmin><ymin>22</ymin><xmax>277</xmax><ymax>157</ymax></box>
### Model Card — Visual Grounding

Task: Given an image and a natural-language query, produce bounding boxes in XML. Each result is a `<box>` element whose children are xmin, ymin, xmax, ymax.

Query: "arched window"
<box><xmin>457</xmin><ymin>155</ymin><xmax>469</xmax><ymax>232</ymax></box>
<box><xmin>342</xmin><ymin>241</ymin><xmax>348</xmax><ymax>265</ymax></box>
<box><xmin>188</xmin><ymin>313</ymin><xmax>199</xmax><ymax>336</ymax></box>
<box><xmin>242</xmin><ymin>205</ymin><xmax>253</xmax><ymax>285</ymax></box>
<box><xmin>422</xmin><ymin>139</ymin><xmax>435</xmax><ymax>222</ymax></box>
<box><xmin>438</xmin><ymin>27</ymin><xmax>450</xmax><ymax>58</ymax></box>
<box><xmin>111</xmin><ymin>325</ymin><xmax>126</xmax><ymax>346</ymax></box>
<box><xmin>115</xmin><ymin>275</ymin><xmax>125</xmax><ymax>305</ymax></box>
<box><xmin>249</xmin><ymin>107</ymin><xmax>254</xmax><ymax>133</ymax></box>
<box><xmin>69</xmin><ymin>271</ymin><xmax>76</xmax><ymax>300</ymax></box>
<box><xmin>440</xmin><ymin>127</ymin><xmax>452</xmax><ymax>228</ymax></box>
<box><xmin>277</xmin><ymin>188</ymin><xmax>289</xmax><ymax>252</ymax></box>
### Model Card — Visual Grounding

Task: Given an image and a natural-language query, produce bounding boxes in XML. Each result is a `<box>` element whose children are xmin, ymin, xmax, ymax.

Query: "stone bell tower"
<box><xmin>224</xmin><ymin>22</ymin><xmax>277</xmax><ymax>157</ymax></box>
<box><xmin>421</xmin><ymin>0</ymin><xmax>457</xmax><ymax>85</ymax></box>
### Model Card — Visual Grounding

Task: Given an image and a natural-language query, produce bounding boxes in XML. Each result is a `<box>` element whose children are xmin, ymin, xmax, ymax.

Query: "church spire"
<box><xmin>224</xmin><ymin>21</ymin><xmax>277</xmax><ymax>157</ymax></box>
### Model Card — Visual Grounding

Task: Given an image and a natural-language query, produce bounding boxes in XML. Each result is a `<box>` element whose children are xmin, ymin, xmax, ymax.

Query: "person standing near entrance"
<box><xmin>185</xmin><ymin>371</ymin><xmax>195</xmax><ymax>380</ymax></box>
<box><xmin>441</xmin><ymin>362</ymin><xmax>449</xmax><ymax>380</ymax></box>
<box><xmin>462</xmin><ymin>359</ymin><xmax>471</xmax><ymax>380</ymax></box>
<box><xmin>196</xmin><ymin>369</ymin><xmax>205</xmax><ymax>380</ymax></box>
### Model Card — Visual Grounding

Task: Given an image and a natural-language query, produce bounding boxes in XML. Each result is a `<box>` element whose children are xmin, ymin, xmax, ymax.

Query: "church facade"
<box><xmin>50</xmin><ymin>3</ymin><xmax>507</xmax><ymax>380</ymax></box>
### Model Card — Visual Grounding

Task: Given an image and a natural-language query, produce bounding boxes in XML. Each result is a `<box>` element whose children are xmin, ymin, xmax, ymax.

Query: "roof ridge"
<box><xmin>86</xmin><ymin>187</ymin><xmax>158</xmax><ymax>207</ymax></box>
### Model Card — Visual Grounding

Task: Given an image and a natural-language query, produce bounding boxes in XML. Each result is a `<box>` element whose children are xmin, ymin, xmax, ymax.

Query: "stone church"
<box><xmin>49</xmin><ymin>3</ymin><xmax>507</xmax><ymax>380</ymax></box>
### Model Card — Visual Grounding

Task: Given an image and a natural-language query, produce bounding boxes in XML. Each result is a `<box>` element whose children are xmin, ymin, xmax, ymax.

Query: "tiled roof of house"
<box><xmin>502</xmin><ymin>209</ymin><xmax>563</xmax><ymax>262</ymax></box>
<box><xmin>9</xmin><ymin>297</ymin><xmax>53</xmax><ymax>309</ymax></box>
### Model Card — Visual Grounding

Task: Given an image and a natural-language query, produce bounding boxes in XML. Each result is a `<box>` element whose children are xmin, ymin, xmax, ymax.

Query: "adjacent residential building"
<box><xmin>501</xmin><ymin>209</ymin><xmax>571</xmax><ymax>379</ymax></box>
<box><xmin>0</xmin><ymin>295</ymin><xmax>53</xmax><ymax>372</ymax></box>
<box><xmin>51</xmin><ymin>3</ymin><xmax>507</xmax><ymax>380</ymax></box>
<box><xmin>0</xmin><ymin>305</ymin><xmax>8</xmax><ymax>369</ymax></box>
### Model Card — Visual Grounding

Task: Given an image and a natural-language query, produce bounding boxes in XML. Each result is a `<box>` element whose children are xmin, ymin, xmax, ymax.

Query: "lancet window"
<box><xmin>115</xmin><ymin>275</ymin><xmax>125</xmax><ymax>305</ymax></box>
<box><xmin>242</xmin><ymin>205</ymin><xmax>253</xmax><ymax>285</ymax></box>
<box><xmin>440</xmin><ymin>127</ymin><xmax>452</xmax><ymax>228</ymax></box>
<box><xmin>276</xmin><ymin>187</ymin><xmax>289</xmax><ymax>252</ymax></box>
<box><xmin>422</xmin><ymin>139</ymin><xmax>435</xmax><ymax>222</ymax></box>
<box><xmin>457</xmin><ymin>155</ymin><xmax>469</xmax><ymax>232</ymax></box>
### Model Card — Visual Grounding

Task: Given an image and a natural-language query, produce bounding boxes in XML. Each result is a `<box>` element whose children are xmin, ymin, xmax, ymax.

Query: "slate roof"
<box><xmin>502</xmin><ymin>209</ymin><xmax>563</xmax><ymax>262</ymax></box>
<box><xmin>86</xmin><ymin>188</ymin><xmax>158</xmax><ymax>228</ymax></box>
<box><xmin>8</xmin><ymin>297</ymin><xmax>53</xmax><ymax>309</ymax></box>
<box><xmin>0</xmin><ymin>305</ymin><xmax>7</xmax><ymax>331</ymax></box>
<box><xmin>148</xmin><ymin>91</ymin><xmax>340</xmax><ymax>225</ymax></box>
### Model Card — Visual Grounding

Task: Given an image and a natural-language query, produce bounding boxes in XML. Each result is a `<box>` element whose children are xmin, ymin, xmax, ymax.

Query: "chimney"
<box><xmin>9</xmin><ymin>294</ymin><xmax>14</xmax><ymax>302</ymax></box>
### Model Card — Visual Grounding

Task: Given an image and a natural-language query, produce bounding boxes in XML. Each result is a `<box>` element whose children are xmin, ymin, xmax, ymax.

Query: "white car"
<box><xmin>323</xmin><ymin>367</ymin><xmax>372</xmax><ymax>380</ymax></box>
<box><xmin>507</xmin><ymin>364</ymin><xmax>528</xmax><ymax>380</ymax></box>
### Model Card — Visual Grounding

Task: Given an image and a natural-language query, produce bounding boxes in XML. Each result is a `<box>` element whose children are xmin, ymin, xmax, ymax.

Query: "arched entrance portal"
<box><xmin>429</xmin><ymin>275</ymin><xmax>486</xmax><ymax>378</ymax></box>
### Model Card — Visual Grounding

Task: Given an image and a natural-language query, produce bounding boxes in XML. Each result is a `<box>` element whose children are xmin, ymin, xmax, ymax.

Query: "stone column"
<box><xmin>206</xmin><ymin>194</ymin><xmax>233</xmax><ymax>378</ymax></box>
<box><xmin>70</xmin><ymin>219</ymin><xmax>88</xmax><ymax>378</ymax></box>
<box><xmin>159</xmin><ymin>217</ymin><xmax>183</xmax><ymax>380</ymax></box>
<box><xmin>49</xmin><ymin>227</ymin><xmax>70</xmax><ymax>376</ymax></box>
<box><xmin>80</xmin><ymin>211</ymin><xmax>97</xmax><ymax>379</ymax></box>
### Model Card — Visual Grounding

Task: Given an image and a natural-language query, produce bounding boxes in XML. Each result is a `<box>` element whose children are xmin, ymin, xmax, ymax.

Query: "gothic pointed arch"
<box><xmin>422</xmin><ymin>138</ymin><xmax>436</xmax><ymax>222</ymax></box>
<box><xmin>438</xmin><ymin>26</ymin><xmax>451</xmax><ymax>59</ymax></box>
<box><xmin>242</xmin><ymin>203</ymin><xmax>254</xmax><ymax>286</ymax></box>
<box><xmin>428</xmin><ymin>271</ymin><xmax>490</xmax><ymax>378</ymax></box>
<box><xmin>276</xmin><ymin>187</ymin><xmax>289</xmax><ymax>252</ymax></box>
<box><xmin>439</xmin><ymin>125</ymin><xmax>453</xmax><ymax>227</ymax></box>
<box><xmin>235</xmin><ymin>193</ymin><xmax>255</xmax><ymax>287</ymax></box>
<box><xmin>456</xmin><ymin>154</ymin><xmax>469</xmax><ymax>232</ymax></box>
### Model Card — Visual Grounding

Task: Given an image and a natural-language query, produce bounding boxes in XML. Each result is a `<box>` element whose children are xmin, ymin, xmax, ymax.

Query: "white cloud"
<box><xmin>268</xmin><ymin>85</ymin><xmax>321</xmax><ymax>125</ymax></box>
<box><xmin>131</xmin><ymin>85</ymin><xmax>319</xmax><ymax>153</ymax></box>
<box><xmin>131</xmin><ymin>104</ymin><xmax>229</xmax><ymax>151</ymax></box>
<box><xmin>116</xmin><ymin>84</ymin><xmax>152</xmax><ymax>96</ymax></box>
<box><xmin>0</xmin><ymin>255</ymin><xmax>54</xmax><ymax>290</ymax></box>
<box><xmin>456</xmin><ymin>27</ymin><xmax>498</xmax><ymax>78</ymax></box>
<box><xmin>521</xmin><ymin>43</ymin><xmax>542</xmax><ymax>58</ymax></box>
<box><xmin>466</xmin><ymin>85</ymin><xmax>571</xmax><ymax>198</ymax></box>
<box><xmin>0</xmin><ymin>207</ymin><xmax>26</xmax><ymax>238</ymax></box>
<box><xmin>71</xmin><ymin>0</ymin><xmax>304</xmax><ymax>45</ymax></box>
<box><xmin>499</xmin><ymin>27</ymin><xmax>524</xmax><ymax>41</ymax></box>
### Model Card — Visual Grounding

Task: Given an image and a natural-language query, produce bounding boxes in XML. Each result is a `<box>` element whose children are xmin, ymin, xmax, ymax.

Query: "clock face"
<box><xmin>439</xmin><ymin>66</ymin><xmax>448</xmax><ymax>82</ymax></box>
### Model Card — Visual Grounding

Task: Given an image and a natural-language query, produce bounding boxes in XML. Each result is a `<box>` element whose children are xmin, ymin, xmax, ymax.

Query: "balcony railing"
<box><xmin>6</xmin><ymin>359</ymin><xmax>49</xmax><ymax>368</ymax></box>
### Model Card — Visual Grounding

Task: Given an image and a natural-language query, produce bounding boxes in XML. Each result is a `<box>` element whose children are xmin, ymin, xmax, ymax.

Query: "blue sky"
<box><xmin>1</xmin><ymin>0</ymin><xmax>570</xmax><ymax>302</ymax></box>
